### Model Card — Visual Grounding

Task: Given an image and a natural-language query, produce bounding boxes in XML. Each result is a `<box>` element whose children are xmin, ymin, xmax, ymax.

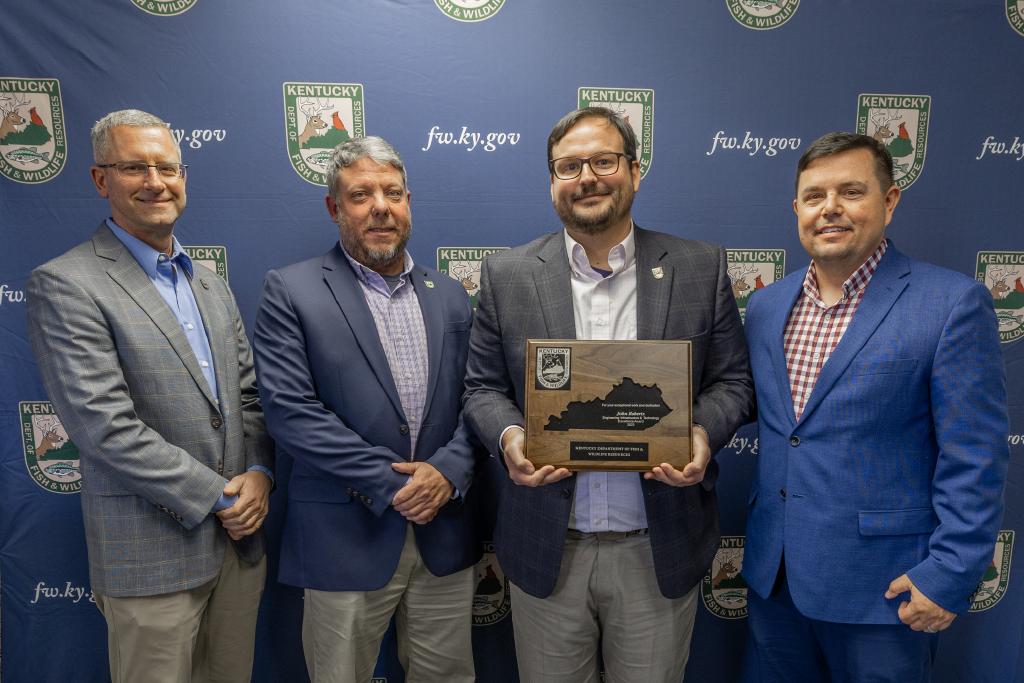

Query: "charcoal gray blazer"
<box><xmin>26</xmin><ymin>223</ymin><xmax>272</xmax><ymax>597</ymax></box>
<box><xmin>462</xmin><ymin>227</ymin><xmax>754</xmax><ymax>599</ymax></box>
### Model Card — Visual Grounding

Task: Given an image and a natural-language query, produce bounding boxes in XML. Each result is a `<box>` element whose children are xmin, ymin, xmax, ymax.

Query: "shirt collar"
<box><xmin>563</xmin><ymin>222</ymin><xmax>636</xmax><ymax>280</ymax></box>
<box><xmin>339</xmin><ymin>243</ymin><xmax>415</xmax><ymax>290</ymax></box>
<box><xmin>803</xmin><ymin>238</ymin><xmax>888</xmax><ymax>306</ymax></box>
<box><xmin>106</xmin><ymin>218</ymin><xmax>193</xmax><ymax>279</ymax></box>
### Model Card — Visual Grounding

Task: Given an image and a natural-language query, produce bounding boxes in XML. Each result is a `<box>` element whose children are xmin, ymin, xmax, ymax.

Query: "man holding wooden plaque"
<box><xmin>462</xmin><ymin>107</ymin><xmax>754</xmax><ymax>682</ymax></box>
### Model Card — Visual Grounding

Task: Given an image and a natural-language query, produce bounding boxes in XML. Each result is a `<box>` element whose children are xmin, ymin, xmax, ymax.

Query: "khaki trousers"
<box><xmin>510</xmin><ymin>532</ymin><xmax>700</xmax><ymax>683</ymax></box>
<box><xmin>302</xmin><ymin>524</ymin><xmax>475</xmax><ymax>683</ymax></box>
<box><xmin>94</xmin><ymin>542</ymin><xmax>266</xmax><ymax>683</ymax></box>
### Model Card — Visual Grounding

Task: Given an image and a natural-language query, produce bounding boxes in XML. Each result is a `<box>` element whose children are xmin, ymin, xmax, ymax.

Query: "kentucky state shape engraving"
<box><xmin>544</xmin><ymin>377</ymin><xmax>672</xmax><ymax>431</ymax></box>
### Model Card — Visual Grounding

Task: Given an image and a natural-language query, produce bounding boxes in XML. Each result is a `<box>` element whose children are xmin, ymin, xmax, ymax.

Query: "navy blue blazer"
<box><xmin>253</xmin><ymin>244</ymin><xmax>481</xmax><ymax>591</ymax></box>
<box><xmin>743</xmin><ymin>243</ymin><xmax>1009</xmax><ymax>622</ymax></box>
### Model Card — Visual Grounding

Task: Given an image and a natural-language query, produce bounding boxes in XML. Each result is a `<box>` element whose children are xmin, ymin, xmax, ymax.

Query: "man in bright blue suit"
<box><xmin>742</xmin><ymin>132</ymin><xmax>1009</xmax><ymax>682</ymax></box>
<box><xmin>253</xmin><ymin>136</ymin><xmax>480</xmax><ymax>682</ymax></box>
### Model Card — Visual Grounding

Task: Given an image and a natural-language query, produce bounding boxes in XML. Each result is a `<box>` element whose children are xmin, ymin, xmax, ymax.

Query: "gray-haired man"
<box><xmin>26</xmin><ymin>109</ymin><xmax>273</xmax><ymax>682</ymax></box>
<box><xmin>253</xmin><ymin>136</ymin><xmax>480</xmax><ymax>682</ymax></box>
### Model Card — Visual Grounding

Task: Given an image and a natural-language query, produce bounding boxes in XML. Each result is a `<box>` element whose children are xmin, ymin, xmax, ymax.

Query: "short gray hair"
<box><xmin>326</xmin><ymin>136</ymin><xmax>408</xmax><ymax>201</ymax></box>
<box><xmin>91</xmin><ymin>109</ymin><xmax>176</xmax><ymax>162</ymax></box>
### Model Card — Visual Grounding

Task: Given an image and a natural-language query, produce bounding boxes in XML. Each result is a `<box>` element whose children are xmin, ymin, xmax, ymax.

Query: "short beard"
<box><xmin>339</xmin><ymin>222</ymin><xmax>411</xmax><ymax>274</ymax></box>
<box><xmin>555</xmin><ymin>189</ymin><xmax>634</xmax><ymax>235</ymax></box>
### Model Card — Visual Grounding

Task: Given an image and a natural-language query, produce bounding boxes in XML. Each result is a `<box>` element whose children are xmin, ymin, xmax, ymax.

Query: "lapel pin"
<box><xmin>200</xmin><ymin>278</ymin><xmax>210</xmax><ymax>289</ymax></box>
<box><xmin>424</xmin><ymin>280</ymin><xmax>435</xmax><ymax>288</ymax></box>
<box><xmin>651</xmin><ymin>267</ymin><xmax>664</xmax><ymax>280</ymax></box>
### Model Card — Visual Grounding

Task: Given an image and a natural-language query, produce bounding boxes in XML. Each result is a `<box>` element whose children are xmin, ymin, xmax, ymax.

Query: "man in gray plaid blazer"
<box><xmin>26</xmin><ymin>109</ymin><xmax>273</xmax><ymax>683</ymax></box>
<box><xmin>463</xmin><ymin>108</ymin><xmax>754</xmax><ymax>682</ymax></box>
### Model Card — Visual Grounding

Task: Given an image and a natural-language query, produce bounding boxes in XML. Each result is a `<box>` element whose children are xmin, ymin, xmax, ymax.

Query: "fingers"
<box><xmin>644</xmin><ymin>461</ymin><xmax>705</xmax><ymax>487</ymax></box>
<box><xmin>502</xmin><ymin>438</ymin><xmax>571</xmax><ymax>487</ymax></box>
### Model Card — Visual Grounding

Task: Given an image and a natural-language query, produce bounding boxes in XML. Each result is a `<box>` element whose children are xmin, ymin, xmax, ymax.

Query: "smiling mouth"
<box><xmin>816</xmin><ymin>225</ymin><xmax>851</xmax><ymax>235</ymax></box>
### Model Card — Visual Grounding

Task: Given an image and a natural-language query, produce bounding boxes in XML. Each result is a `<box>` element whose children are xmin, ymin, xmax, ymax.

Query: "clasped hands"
<box><xmin>390</xmin><ymin>461</ymin><xmax>453</xmax><ymax>525</ymax></box>
<box><xmin>216</xmin><ymin>470</ymin><xmax>272</xmax><ymax>540</ymax></box>
<box><xmin>500</xmin><ymin>425</ymin><xmax>712</xmax><ymax>488</ymax></box>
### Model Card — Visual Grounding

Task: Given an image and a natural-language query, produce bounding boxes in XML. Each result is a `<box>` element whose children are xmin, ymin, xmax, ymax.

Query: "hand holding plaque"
<box><xmin>524</xmin><ymin>340</ymin><xmax>693</xmax><ymax>472</ymax></box>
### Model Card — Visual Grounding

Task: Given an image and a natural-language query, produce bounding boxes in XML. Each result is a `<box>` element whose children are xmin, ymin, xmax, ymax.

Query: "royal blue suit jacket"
<box><xmin>743</xmin><ymin>243</ymin><xmax>1009</xmax><ymax>622</ymax></box>
<box><xmin>253</xmin><ymin>244</ymin><xmax>481</xmax><ymax>591</ymax></box>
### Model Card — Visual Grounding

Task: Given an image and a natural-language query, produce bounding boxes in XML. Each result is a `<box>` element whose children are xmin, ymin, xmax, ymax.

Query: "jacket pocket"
<box><xmin>858</xmin><ymin>507</ymin><xmax>936</xmax><ymax>536</ymax></box>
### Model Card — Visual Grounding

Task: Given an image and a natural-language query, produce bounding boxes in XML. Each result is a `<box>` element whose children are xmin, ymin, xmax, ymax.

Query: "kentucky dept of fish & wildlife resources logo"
<box><xmin>437</xmin><ymin>246</ymin><xmax>508</xmax><ymax>308</ymax></box>
<box><xmin>20</xmin><ymin>401</ymin><xmax>81</xmax><ymax>494</ymax></box>
<box><xmin>579</xmin><ymin>87</ymin><xmax>654</xmax><ymax>179</ymax></box>
<box><xmin>727</xmin><ymin>249</ymin><xmax>785</xmax><ymax>323</ymax></box>
<box><xmin>283</xmin><ymin>82</ymin><xmax>365</xmax><ymax>186</ymax></box>
<box><xmin>131</xmin><ymin>0</ymin><xmax>198</xmax><ymax>16</ymax></box>
<box><xmin>726</xmin><ymin>0</ymin><xmax>799</xmax><ymax>30</ymax></box>
<box><xmin>0</xmin><ymin>78</ymin><xmax>66</xmax><ymax>184</ymax></box>
<box><xmin>855</xmin><ymin>93</ymin><xmax>931</xmax><ymax>190</ymax></box>
<box><xmin>970</xmin><ymin>530</ymin><xmax>1014</xmax><ymax>611</ymax></box>
<box><xmin>976</xmin><ymin>251</ymin><xmax>1024</xmax><ymax>343</ymax></box>
<box><xmin>435</xmin><ymin>0</ymin><xmax>505</xmax><ymax>22</ymax></box>
<box><xmin>183</xmin><ymin>246</ymin><xmax>229</xmax><ymax>282</ymax></box>
<box><xmin>536</xmin><ymin>347</ymin><xmax>571</xmax><ymax>391</ymax></box>
<box><xmin>702</xmin><ymin>535</ymin><xmax>748</xmax><ymax>618</ymax></box>
<box><xmin>473</xmin><ymin>542</ymin><xmax>512</xmax><ymax>625</ymax></box>
<box><xmin>1008</xmin><ymin>1</ymin><xmax>1024</xmax><ymax>37</ymax></box>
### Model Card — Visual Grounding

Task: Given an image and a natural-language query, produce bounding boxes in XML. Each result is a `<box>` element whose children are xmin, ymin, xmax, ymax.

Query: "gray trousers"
<box><xmin>510</xmin><ymin>532</ymin><xmax>699</xmax><ymax>683</ymax></box>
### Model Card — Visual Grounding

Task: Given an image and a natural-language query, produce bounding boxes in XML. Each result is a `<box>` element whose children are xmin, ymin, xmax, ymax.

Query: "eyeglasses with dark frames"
<box><xmin>548</xmin><ymin>152</ymin><xmax>631</xmax><ymax>180</ymax></box>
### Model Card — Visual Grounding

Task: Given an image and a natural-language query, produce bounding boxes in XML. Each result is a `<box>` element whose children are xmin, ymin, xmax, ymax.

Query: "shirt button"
<box><xmin>790</xmin><ymin>436</ymin><xmax>800</xmax><ymax>446</ymax></box>
<box><xmin>779</xmin><ymin>488</ymin><xmax>787</xmax><ymax>499</ymax></box>
<box><xmin>186</xmin><ymin>323</ymin><xmax>194</xmax><ymax>330</ymax></box>
<box><xmin>811</xmin><ymin>352</ymin><xmax>820</xmax><ymax>360</ymax></box>
<box><xmin>200</xmin><ymin>360</ymin><xmax>209</xmax><ymax>368</ymax></box>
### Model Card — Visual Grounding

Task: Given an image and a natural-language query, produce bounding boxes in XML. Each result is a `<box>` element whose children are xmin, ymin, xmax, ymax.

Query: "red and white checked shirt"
<box><xmin>784</xmin><ymin>239</ymin><xmax>887</xmax><ymax>420</ymax></box>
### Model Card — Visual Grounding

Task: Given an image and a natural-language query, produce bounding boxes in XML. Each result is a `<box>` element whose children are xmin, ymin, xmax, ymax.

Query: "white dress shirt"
<box><xmin>562</xmin><ymin>227</ymin><xmax>647</xmax><ymax>532</ymax></box>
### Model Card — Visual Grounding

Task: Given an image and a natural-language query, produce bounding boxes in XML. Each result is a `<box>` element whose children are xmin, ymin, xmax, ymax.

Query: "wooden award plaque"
<box><xmin>524</xmin><ymin>339</ymin><xmax>692</xmax><ymax>471</ymax></box>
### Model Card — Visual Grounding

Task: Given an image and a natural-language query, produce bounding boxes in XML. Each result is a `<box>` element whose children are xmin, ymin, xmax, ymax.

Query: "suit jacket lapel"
<box><xmin>797</xmin><ymin>247</ymin><xmax>910</xmax><ymax>424</ymax></box>
<box><xmin>533</xmin><ymin>233</ymin><xmax>576</xmax><ymax>340</ymax></box>
<box><xmin>95</xmin><ymin>224</ymin><xmax>220</xmax><ymax>409</ymax></box>
<box><xmin>410</xmin><ymin>266</ymin><xmax>444</xmax><ymax>422</ymax></box>
<box><xmin>768</xmin><ymin>274</ymin><xmax>804</xmax><ymax>427</ymax></box>
<box><xmin>635</xmin><ymin>227</ymin><xmax>672</xmax><ymax>340</ymax></box>
<box><xmin>321</xmin><ymin>245</ymin><xmax>405</xmax><ymax>419</ymax></box>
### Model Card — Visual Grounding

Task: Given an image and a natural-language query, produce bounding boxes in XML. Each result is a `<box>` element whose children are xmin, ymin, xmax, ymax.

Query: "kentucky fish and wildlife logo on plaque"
<box><xmin>726</xmin><ymin>0</ymin><xmax>799</xmax><ymax>30</ymax></box>
<box><xmin>283</xmin><ymin>82</ymin><xmax>365</xmax><ymax>186</ymax></box>
<box><xmin>434</xmin><ymin>0</ymin><xmax>505</xmax><ymax>22</ymax></box>
<box><xmin>726</xmin><ymin>249</ymin><xmax>785</xmax><ymax>322</ymax></box>
<box><xmin>536</xmin><ymin>347</ymin><xmax>571</xmax><ymax>391</ymax></box>
<box><xmin>976</xmin><ymin>251</ymin><xmax>1024</xmax><ymax>343</ymax></box>
<box><xmin>1008</xmin><ymin>1</ymin><xmax>1024</xmax><ymax>36</ymax></box>
<box><xmin>701</xmin><ymin>536</ymin><xmax>748</xmax><ymax>619</ymax></box>
<box><xmin>579</xmin><ymin>87</ymin><xmax>654</xmax><ymax>179</ymax></box>
<box><xmin>855</xmin><ymin>94</ymin><xmax>931</xmax><ymax>190</ymax></box>
<box><xmin>437</xmin><ymin>246</ymin><xmax>508</xmax><ymax>308</ymax></box>
<box><xmin>970</xmin><ymin>530</ymin><xmax>1014</xmax><ymax>612</ymax></box>
<box><xmin>183</xmin><ymin>245</ymin><xmax>229</xmax><ymax>282</ymax></box>
<box><xmin>20</xmin><ymin>401</ymin><xmax>81</xmax><ymax>494</ymax></box>
<box><xmin>131</xmin><ymin>0</ymin><xmax>197</xmax><ymax>15</ymax></box>
<box><xmin>473</xmin><ymin>542</ymin><xmax>512</xmax><ymax>626</ymax></box>
<box><xmin>0</xmin><ymin>78</ymin><xmax>66</xmax><ymax>184</ymax></box>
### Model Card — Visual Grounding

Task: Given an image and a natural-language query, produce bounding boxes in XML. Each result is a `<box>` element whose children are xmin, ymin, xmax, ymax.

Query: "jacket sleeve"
<box><xmin>26</xmin><ymin>265</ymin><xmax>226</xmax><ymax>529</ymax></box>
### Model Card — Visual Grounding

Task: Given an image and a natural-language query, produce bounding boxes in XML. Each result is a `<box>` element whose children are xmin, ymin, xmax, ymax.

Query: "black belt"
<box><xmin>566</xmin><ymin>528</ymin><xmax>648</xmax><ymax>541</ymax></box>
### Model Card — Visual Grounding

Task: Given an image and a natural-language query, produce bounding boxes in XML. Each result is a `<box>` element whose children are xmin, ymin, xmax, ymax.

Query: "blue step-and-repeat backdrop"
<box><xmin>2</xmin><ymin>1</ymin><xmax>1023</xmax><ymax>681</ymax></box>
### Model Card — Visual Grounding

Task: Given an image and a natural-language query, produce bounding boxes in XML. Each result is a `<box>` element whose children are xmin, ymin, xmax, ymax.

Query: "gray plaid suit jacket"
<box><xmin>26</xmin><ymin>223</ymin><xmax>272</xmax><ymax>597</ymax></box>
<box><xmin>463</xmin><ymin>227</ymin><xmax>754</xmax><ymax>599</ymax></box>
